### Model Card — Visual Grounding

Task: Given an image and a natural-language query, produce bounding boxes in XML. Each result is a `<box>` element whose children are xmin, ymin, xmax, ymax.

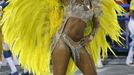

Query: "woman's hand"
<box><xmin>81</xmin><ymin>34</ymin><xmax>94</xmax><ymax>46</ymax></box>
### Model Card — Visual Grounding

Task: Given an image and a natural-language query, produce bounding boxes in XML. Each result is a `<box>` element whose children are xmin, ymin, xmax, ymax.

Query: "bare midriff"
<box><xmin>64</xmin><ymin>17</ymin><xmax>86</xmax><ymax>42</ymax></box>
<box><xmin>61</xmin><ymin>0</ymin><xmax>93</xmax><ymax>42</ymax></box>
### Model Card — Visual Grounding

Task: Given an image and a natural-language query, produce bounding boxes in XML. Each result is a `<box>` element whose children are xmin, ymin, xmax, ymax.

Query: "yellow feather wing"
<box><xmin>2</xmin><ymin>0</ymin><xmax>63</xmax><ymax>74</ymax></box>
<box><xmin>87</xmin><ymin>0</ymin><xmax>124</xmax><ymax>64</ymax></box>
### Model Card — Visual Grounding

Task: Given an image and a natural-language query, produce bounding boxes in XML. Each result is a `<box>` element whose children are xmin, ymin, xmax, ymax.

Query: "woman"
<box><xmin>51</xmin><ymin>0</ymin><xmax>100</xmax><ymax>75</ymax></box>
<box><xmin>1</xmin><ymin>0</ymin><xmax>123</xmax><ymax>75</ymax></box>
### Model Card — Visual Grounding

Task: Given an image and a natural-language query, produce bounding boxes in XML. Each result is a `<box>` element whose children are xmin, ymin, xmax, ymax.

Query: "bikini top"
<box><xmin>64</xmin><ymin>0</ymin><xmax>102</xmax><ymax>23</ymax></box>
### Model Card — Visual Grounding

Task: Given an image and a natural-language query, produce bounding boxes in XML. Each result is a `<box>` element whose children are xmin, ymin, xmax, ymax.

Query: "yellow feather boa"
<box><xmin>1</xmin><ymin>0</ymin><xmax>124</xmax><ymax>74</ymax></box>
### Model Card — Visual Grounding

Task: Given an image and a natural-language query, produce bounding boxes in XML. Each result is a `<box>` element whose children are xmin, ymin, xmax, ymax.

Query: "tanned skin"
<box><xmin>52</xmin><ymin>0</ymin><xmax>99</xmax><ymax>75</ymax></box>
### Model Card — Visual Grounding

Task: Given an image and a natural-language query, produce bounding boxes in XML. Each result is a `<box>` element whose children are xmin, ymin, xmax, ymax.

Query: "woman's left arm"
<box><xmin>84</xmin><ymin>15</ymin><xmax>100</xmax><ymax>44</ymax></box>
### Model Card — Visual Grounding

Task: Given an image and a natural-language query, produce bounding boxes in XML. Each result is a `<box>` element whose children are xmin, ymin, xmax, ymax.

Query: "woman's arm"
<box><xmin>84</xmin><ymin>15</ymin><xmax>100</xmax><ymax>44</ymax></box>
<box><xmin>90</xmin><ymin>15</ymin><xmax>100</xmax><ymax>38</ymax></box>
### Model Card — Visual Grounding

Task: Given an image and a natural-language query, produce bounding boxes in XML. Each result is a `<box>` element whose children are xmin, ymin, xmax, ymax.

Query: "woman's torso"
<box><xmin>61</xmin><ymin>0</ymin><xmax>94</xmax><ymax>42</ymax></box>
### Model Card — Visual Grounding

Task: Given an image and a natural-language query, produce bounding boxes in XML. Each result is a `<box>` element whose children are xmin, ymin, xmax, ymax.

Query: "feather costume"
<box><xmin>1</xmin><ymin>0</ymin><xmax>124</xmax><ymax>74</ymax></box>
